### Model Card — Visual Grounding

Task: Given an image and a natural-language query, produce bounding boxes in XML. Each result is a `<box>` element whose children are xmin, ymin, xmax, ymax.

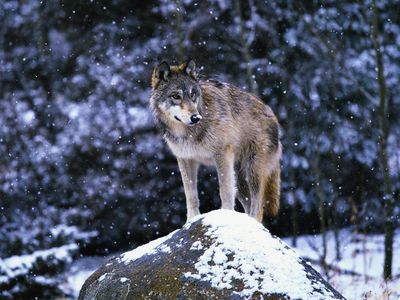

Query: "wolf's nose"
<box><xmin>190</xmin><ymin>114</ymin><xmax>202</xmax><ymax>124</ymax></box>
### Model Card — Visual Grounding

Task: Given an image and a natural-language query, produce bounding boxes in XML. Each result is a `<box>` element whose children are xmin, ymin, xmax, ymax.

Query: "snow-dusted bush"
<box><xmin>0</xmin><ymin>204</ymin><xmax>97</xmax><ymax>299</ymax></box>
<box><xmin>0</xmin><ymin>244</ymin><xmax>78</xmax><ymax>299</ymax></box>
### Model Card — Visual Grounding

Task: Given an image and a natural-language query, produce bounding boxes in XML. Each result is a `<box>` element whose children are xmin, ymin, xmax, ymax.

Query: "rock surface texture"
<box><xmin>79</xmin><ymin>210</ymin><xmax>346</xmax><ymax>300</ymax></box>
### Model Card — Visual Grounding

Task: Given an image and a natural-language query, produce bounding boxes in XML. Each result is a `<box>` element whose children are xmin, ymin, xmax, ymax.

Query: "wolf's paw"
<box><xmin>186</xmin><ymin>210</ymin><xmax>201</xmax><ymax>223</ymax></box>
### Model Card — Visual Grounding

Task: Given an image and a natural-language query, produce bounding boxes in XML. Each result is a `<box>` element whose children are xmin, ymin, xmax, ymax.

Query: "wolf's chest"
<box><xmin>166</xmin><ymin>138</ymin><xmax>214</xmax><ymax>165</ymax></box>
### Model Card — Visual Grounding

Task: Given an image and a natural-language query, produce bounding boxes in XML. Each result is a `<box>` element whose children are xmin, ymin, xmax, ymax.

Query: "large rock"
<box><xmin>79</xmin><ymin>210</ymin><xmax>346</xmax><ymax>300</ymax></box>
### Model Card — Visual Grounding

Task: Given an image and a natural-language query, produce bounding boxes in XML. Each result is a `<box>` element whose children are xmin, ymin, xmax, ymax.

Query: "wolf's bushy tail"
<box><xmin>263</xmin><ymin>169</ymin><xmax>280</xmax><ymax>217</ymax></box>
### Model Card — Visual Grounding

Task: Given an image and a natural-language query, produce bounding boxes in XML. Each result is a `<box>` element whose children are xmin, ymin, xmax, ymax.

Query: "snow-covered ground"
<box><xmin>66</xmin><ymin>228</ymin><xmax>400</xmax><ymax>300</ymax></box>
<box><xmin>283</xmin><ymin>229</ymin><xmax>400</xmax><ymax>300</ymax></box>
<box><xmin>62</xmin><ymin>256</ymin><xmax>109</xmax><ymax>299</ymax></box>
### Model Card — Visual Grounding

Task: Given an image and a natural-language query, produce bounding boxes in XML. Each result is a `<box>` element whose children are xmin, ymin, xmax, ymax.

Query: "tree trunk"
<box><xmin>313</xmin><ymin>157</ymin><xmax>328</xmax><ymax>275</ymax></box>
<box><xmin>37</xmin><ymin>0</ymin><xmax>52</xmax><ymax>99</ymax></box>
<box><xmin>0</xmin><ymin>2</ymin><xmax>5</xmax><ymax>98</ymax></box>
<box><xmin>327</xmin><ymin>50</ymin><xmax>341</xmax><ymax>262</ymax></box>
<box><xmin>174</xmin><ymin>0</ymin><xmax>185</xmax><ymax>62</ymax></box>
<box><xmin>235</xmin><ymin>0</ymin><xmax>256</xmax><ymax>94</ymax></box>
<box><xmin>289</xmin><ymin>153</ymin><xmax>298</xmax><ymax>247</ymax></box>
<box><xmin>332</xmin><ymin>209</ymin><xmax>341</xmax><ymax>261</ymax></box>
<box><xmin>370</xmin><ymin>0</ymin><xmax>395</xmax><ymax>281</ymax></box>
<box><xmin>291</xmin><ymin>191</ymin><xmax>298</xmax><ymax>248</ymax></box>
<box><xmin>329</xmin><ymin>154</ymin><xmax>341</xmax><ymax>261</ymax></box>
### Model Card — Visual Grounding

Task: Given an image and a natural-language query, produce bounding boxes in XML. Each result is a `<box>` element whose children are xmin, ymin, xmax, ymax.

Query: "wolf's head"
<box><xmin>150</xmin><ymin>59</ymin><xmax>202</xmax><ymax>127</ymax></box>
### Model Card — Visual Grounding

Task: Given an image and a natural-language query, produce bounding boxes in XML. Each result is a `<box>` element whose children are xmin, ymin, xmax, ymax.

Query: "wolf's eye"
<box><xmin>169</xmin><ymin>94</ymin><xmax>181</xmax><ymax>105</ymax></box>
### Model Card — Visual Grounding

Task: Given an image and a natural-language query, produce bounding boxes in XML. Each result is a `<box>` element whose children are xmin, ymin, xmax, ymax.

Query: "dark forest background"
<box><xmin>0</xmin><ymin>0</ymin><xmax>399</xmax><ymax>298</ymax></box>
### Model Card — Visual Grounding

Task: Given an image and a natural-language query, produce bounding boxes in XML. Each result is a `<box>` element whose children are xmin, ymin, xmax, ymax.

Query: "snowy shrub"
<box><xmin>0</xmin><ymin>244</ymin><xmax>78</xmax><ymax>299</ymax></box>
<box><xmin>0</xmin><ymin>204</ymin><xmax>97</xmax><ymax>299</ymax></box>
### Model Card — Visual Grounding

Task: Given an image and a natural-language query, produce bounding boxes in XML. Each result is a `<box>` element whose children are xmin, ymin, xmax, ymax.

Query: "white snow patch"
<box><xmin>158</xmin><ymin>244</ymin><xmax>171</xmax><ymax>253</ymax></box>
<box><xmin>66</xmin><ymin>269</ymin><xmax>93</xmax><ymax>296</ymax></box>
<box><xmin>190</xmin><ymin>241</ymin><xmax>203</xmax><ymax>250</ymax></box>
<box><xmin>98</xmin><ymin>273</ymin><xmax>107</xmax><ymax>282</ymax></box>
<box><xmin>184</xmin><ymin>210</ymin><xmax>338</xmax><ymax>299</ymax></box>
<box><xmin>22</xmin><ymin>110</ymin><xmax>35</xmax><ymax>124</ymax></box>
<box><xmin>120</xmin><ymin>277</ymin><xmax>129</xmax><ymax>283</ymax></box>
<box><xmin>119</xmin><ymin>229</ymin><xmax>178</xmax><ymax>264</ymax></box>
<box><xmin>50</xmin><ymin>224</ymin><xmax>97</xmax><ymax>241</ymax></box>
<box><xmin>67</xmin><ymin>104</ymin><xmax>79</xmax><ymax>119</ymax></box>
<box><xmin>64</xmin><ymin>255</ymin><xmax>109</xmax><ymax>298</ymax></box>
<box><xmin>110</xmin><ymin>74</ymin><xmax>119</xmax><ymax>86</ymax></box>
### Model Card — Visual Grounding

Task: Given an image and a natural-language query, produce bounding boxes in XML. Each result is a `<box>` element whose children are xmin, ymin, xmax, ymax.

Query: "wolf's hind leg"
<box><xmin>248</xmin><ymin>157</ymin><xmax>267</xmax><ymax>222</ymax></box>
<box><xmin>177</xmin><ymin>158</ymin><xmax>200</xmax><ymax>221</ymax></box>
<box><xmin>249</xmin><ymin>175</ymin><xmax>264</xmax><ymax>222</ymax></box>
<box><xmin>236</xmin><ymin>167</ymin><xmax>251</xmax><ymax>214</ymax></box>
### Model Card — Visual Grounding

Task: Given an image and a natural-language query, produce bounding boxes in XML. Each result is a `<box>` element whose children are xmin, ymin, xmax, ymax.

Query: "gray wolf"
<box><xmin>150</xmin><ymin>59</ymin><xmax>281</xmax><ymax>222</ymax></box>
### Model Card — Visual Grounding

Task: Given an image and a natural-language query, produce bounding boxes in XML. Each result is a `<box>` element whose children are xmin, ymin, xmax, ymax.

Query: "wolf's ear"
<box><xmin>152</xmin><ymin>61</ymin><xmax>170</xmax><ymax>89</ymax></box>
<box><xmin>184</xmin><ymin>59</ymin><xmax>198</xmax><ymax>80</ymax></box>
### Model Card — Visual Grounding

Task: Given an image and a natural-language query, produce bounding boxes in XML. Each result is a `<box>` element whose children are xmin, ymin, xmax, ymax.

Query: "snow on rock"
<box><xmin>184</xmin><ymin>210</ymin><xmax>340</xmax><ymax>299</ymax></box>
<box><xmin>119</xmin><ymin>229</ymin><xmax>177</xmax><ymax>265</ymax></box>
<box><xmin>79</xmin><ymin>210</ymin><xmax>346</xmax><ymax>300</ymax></box>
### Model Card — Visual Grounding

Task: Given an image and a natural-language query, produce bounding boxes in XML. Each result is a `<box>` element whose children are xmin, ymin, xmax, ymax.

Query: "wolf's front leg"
<box><xmin>215</xmin><ymin>145</ymin><xmax>236</xmax><ymax>210</ymax></box>
<box><xmin>177</xmin><ymin>158</ymin><xmax>200</xmax><ymax>221</ymax></box>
